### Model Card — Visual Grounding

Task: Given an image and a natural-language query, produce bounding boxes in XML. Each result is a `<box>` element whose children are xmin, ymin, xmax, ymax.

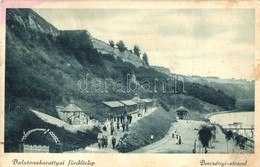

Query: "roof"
<box><xmin>120</xmin><ymin>100</ymin><xmax>137</xmax><ymax>106</ymax></box>
<box><xmin>142</xmin><ymin>99</ymin><xmax>153</xmax><ymax>103</ymax></box>
<box><xmin>132</xmin><ymin>96</ymin><xmax>145</xmax><ymax>103</ymax></box>
<box><xmin>62</xmin><ymin>102</ymin><xmax>83</xmax><ymax>112</ymax></box>
<box><xmin>175</xmin><ymin>106</ymin><xmax>189</xmax><ymax>113</ymax></box>
<box><xmin>102</xmin><ymin>101</ymin><xmax>125</xmax><ymax>108</ymax></box>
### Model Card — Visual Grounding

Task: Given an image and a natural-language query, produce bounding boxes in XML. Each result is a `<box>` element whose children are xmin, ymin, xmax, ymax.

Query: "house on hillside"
<box><xmin>131</xmin><ymin>95</ymin><xmax>145</xmax><ymax>115</ymax></box>
<box><xmin>93</xmin><ymin>101</ymin><xmax>125</xmax><ymax>121</ymax></box>
<box><xmin>175</xmin><ymin>106</ymin><xmax>189</xmax><ymax>120</ymax></box>
<box><xmin>120</xmin><ymin>100</ymin><xmax>139</xmax><ymax>119</ymax></box>
<box><xmin>151</xmin><ymin>99</ymin><xmax>158</xmax><ymax>107</ymax></box>
<box><xmin>120</xmin><ymin>100</ymin><xmax>138</xmax><ymax>112</ymax></box>
<box><xmin>56</xmin><ymin>100</ymin><xmax>88</xmax><ymax>125</ymax></box>
<box><xmin>93</xmin><ymin>97</ymin><xmax>158</xmax><ymax>121</ymax></box>
<box><xmin>142</xmin><ymin>99</ymin><xmax>158</xmax><ymax>112</ymax></box>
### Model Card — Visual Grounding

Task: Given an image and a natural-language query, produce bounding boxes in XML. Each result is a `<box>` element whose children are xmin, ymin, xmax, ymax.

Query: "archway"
<box><xmin>20</xmin><ymin>128</ymin><xmax>62</xmax><ymax>153</ymax></box>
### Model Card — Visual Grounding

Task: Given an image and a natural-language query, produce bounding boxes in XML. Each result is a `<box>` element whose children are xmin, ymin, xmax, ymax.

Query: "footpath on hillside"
<box><xmin>66</xmin><ymin>107</ymin><xmax>158</xmax><ymax>153</ymax></box>
<box><xmin>133</xmin><ymin>120</ymin><xmax>253</xmax><ymax>154</ymax></box>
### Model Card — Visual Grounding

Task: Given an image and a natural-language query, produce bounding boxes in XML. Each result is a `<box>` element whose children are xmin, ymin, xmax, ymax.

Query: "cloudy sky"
<box><xmin>34</xmin><ymin>9</ymin><xmax>255</xmax><ymax>80</ymax></box>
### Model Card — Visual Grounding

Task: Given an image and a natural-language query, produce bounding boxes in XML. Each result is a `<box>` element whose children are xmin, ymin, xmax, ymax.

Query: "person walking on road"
<box><xmin>125</xmin><ymin>120</ymin><xmax>129</xmax><ymax>131</ymax></box>
<box><xmin>111</xmin><ymin>126</ymin><xmax>114</xmax><ymax>135</ymax></box>
<box><xmin>112</xmin><ymin>137</ymin><xmax>116</xmax><ymax>149</ymax></box>
<box><xmin>117</xmin><ymin>121</ymin><xmax>120</xmax><ymax>130</ymax></box>
<box><xmin>179</xmin><ymin>136</ymin><xmax>182</xmax><ymax>145</ymax></box>
<box><xmin>114</xmin><ymin>114</ymin><xmax>117</xmax><ymax>122</ymax></box>
<box><xmin>103</xmin><ymin>125</ymin><xmax>107</xmax><ymax>131</ymax></box>
<box><xmin>119</xmin><ymin>138</ymin><xmax>123</xmax><ymax>147</ymax></box>
<box><xmin>130</xmin><ymin>115</ymin><xmax>133</xmax><ymax>124</ymax></box>
<box><xmin>172</xmin><ymin>131</ymin><xmax>175</xmax><ymax>138</ymax></box>
<box><xmin>117</xmin><ymin>115</ymin><xmax>120</xmax><ymax>122</ymax></box>
<box><xmin>122</xmin><ymin>123</ymin><xmax>125</xmax><ymax>132</ymax></box>
<box><xmin>101</xmin><ymin>139</ymin><xmax>104</xmax><ymax>149</ymax></box>
<box><xmin>98</xmin><ymin>139</ymin><xmax>101</xmax><ymax>149</ymax></box>
<box><xmin>120</xmin><ymin>114</ymin><xmax>123</xmax><ymax>123</ymax></box>
<box><xmin>104</xmin><ymin>136</ymin><xmax>108</xmax><ymax>148</ymax></box>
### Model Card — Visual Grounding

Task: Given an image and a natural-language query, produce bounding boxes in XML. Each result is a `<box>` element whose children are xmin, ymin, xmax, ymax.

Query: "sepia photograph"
<box><xmin>1</xmin><ymin>1</ymin><xmax>260</xmax><ymax>167</ymax></box>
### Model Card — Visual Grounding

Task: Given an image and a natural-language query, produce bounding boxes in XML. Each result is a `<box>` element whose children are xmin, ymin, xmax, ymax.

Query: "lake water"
<box><xmin>209</xmin><ymin>111</ymin><xmax>254</xmax><ymax>138</ymax></box>
<box><xmin>209</xmin><ymin>111</ymin><xmax>254</xmax><ymax>127</ymax></box>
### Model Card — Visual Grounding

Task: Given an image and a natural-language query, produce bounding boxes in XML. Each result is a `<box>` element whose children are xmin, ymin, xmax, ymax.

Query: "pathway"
<box><xmin>31</xmin><ymin>109</ymin><xmax>94</xmax><ymax>133</ymax></box>
<box><xmin>132</xmin><ymin>120</ymin><xmax>253</xmax><ymax>154</ymax></box>
<box><xmin>66</xmin><ymin>107</ymin><xmax>158</xmax><ymax>153</ymax></box>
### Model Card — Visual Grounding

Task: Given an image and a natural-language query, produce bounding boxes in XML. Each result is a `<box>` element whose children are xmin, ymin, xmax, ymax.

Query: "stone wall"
<box><xmin>92</xmin><ymin>38</ymin><xmax>144</xmax><ymax>67</ymax></box>
<box><xmin>151</xmin><ymin>66</ymin><xmax>171</xmax><ymax>75</ymax></box>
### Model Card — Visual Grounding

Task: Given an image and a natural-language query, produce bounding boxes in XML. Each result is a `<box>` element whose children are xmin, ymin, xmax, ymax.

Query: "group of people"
<box><xmin>98</xmin><ymin>135</ymin><xmax>108</xmax><ymax>149</ymax></box>
<box><xmin>97</xmin><ymin>133</ymin><xmax>118</xmax><ymax>150</ymax></box>
<box><xmin>97</xmin><ymin>132</ymin><xmax>126</xmax><ymax>150</ymax></box>
<box><xmin>108</xmin><ymin>113</ymin><xmax>133</xmax><ymax>124</ymax></box>
<box><xmin>97</xmin><ymin>112</ymin><xmax>137</xmax><ymax>150</ymax></box>
<box><xmin>102</xmin><ymin>119</ymin><xmax>131</xmax><ymax>135</ymax></box>
<box><xmin>172</xmin><ymin>130</ymin><xmax>182</xmax><ymax>145</ymax></box>
<box><xmin>98</xmin><ymin>117</ymin><xmax>131</xmax><ymax>150</ymax></box>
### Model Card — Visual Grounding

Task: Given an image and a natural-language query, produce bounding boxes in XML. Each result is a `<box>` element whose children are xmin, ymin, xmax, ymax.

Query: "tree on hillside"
<box><xmin>109</xmin><ymin>40</ymin><xmax>115</xmax><ymax>47</ymax></box>
<box><xmin>133</xmin><ymin>45</ymin><xmax>141</xmax><ymax>57</ymax></box>
<box><xmin>142</xmin><ymin>52</ymin><xmax>149</xmax><ymax>66</ymax></box>
<box><xmin>225</xmin><ymin>130</ymin><xmax>233</xmax><ymax>153</ymax></box>
<box><xmin>198</xmin><ymin>125</ymin><xmax>213</xmax><ymax>154</ymax></box>
<box><xmin>116</xmin><ymin>40</ymin><xmax>127</xmax><ymax>52</ymax></box>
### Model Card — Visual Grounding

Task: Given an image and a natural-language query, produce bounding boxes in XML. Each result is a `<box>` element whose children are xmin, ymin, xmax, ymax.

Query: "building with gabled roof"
<box><xmin>93</xmin><ymin>96</ymin><xmax>158</xmax><ymax>122</ymax></box>
<box><xmin>175</xmin><ymin>106</ymin><xmax>189</xmax><ymax>120</ymax></box>
<box><xmin>120</xmin><ymin>100</ymin><xmax>137</xmax><ymax>106</ymax></box>
<box><xmin>56</xmin><ymin>100</ymin><xmax>88</xmax><ymax>125</ymax></box>
<box><xmin>131</xmin><ymin>95</ymin><xmax>145</xmax><ymax>114</ymax></box>
<box><xmin>120</xmin><ymin>100</ymin><xmax>138</xmax><ymax>113</ymax></box>
<box><xmin>93</xmin><ymin>101</ymin><xmax>126</xmax><ymax>121</ymax></box>
<box><xmin>141</xmin><ymin>98</ymin><xmax>158</xmax><ymax>113</ymax></box>
<box><xmin>62</xmin><ymin>101</ymin><xmax>83</xmax><ymax>112</ymax></box>
<box><xmin>102</xmin><ymin>101</ymin><xmax>125</xmax><ymax>108</ymax></box>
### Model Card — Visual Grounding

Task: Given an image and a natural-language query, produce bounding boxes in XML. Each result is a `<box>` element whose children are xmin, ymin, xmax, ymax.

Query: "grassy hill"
<box><xmin>117</xmin><ymin>106</ymin><xmax>176</xmax><ymax>152</ymax></box>
<box><xmin>5</xmin><ymin>8</ymin><xmax>236</xmax><ymax>152</ymax></box>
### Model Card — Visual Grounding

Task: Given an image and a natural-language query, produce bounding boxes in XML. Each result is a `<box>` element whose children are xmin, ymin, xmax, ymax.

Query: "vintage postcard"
<box><xmin>0</xmin><ymin>0</ymin><xmax>259</xmax><ymax>167</ymax></box>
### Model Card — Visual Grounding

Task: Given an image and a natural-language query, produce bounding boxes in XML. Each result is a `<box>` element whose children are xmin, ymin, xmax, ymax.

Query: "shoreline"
<box><xmin>205</xmin><ymin>110</ymin><xmax>254</xmax><ymax>119</ymax></box>
<box><xmin>206</xmin><ymin>110</ymin><xmax>255</xmax><ymax>142</ymax></box>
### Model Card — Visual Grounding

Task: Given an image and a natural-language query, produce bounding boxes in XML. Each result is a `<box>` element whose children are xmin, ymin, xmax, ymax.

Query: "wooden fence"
<box><xmin>23</xmin><ymin>144</ymin><xmax>49</xmax><ymax>153</ymax></box>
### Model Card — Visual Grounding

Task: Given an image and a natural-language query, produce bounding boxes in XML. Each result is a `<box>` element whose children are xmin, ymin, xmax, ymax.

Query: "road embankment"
<box><xmin>118</xmin><ymin>106</ymin><xmax>176</xmax><ymax>152</ymax></box>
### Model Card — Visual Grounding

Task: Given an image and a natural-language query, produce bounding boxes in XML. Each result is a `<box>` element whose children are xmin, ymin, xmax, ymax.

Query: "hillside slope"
<box><xmin>117</xmin><ymin>106</ymin><xmax>176</xmax><ymax>152</ymax></box>
<box><xmin>185</xmin><ymin>76</ymin><xmax>254</xmax><ymax>100</ymax></box>
<box><xmin>184</xmin><ymin>76</ymin><xmax>255</xmax><ymax>110</ymax></box>
<box><xmin>5</xmin><ymin>9</ymin><xmax>236</xmax><ymax>152</ymax></box>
